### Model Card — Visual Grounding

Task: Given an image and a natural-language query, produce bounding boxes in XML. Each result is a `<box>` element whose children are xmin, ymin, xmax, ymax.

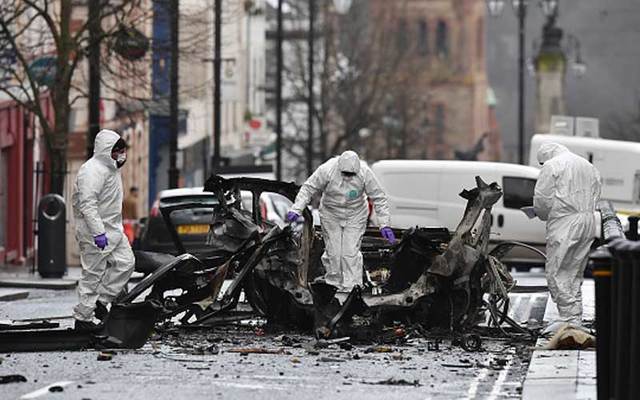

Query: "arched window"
<box><xmin>418</xmin><ymin>19</ymin><xmax>429</xmax><ymax>56</ymax></box>
<box><xmin>436</xmin><ymin>20</ymin><xmax>449</xmax><ymax>58</ymax></box>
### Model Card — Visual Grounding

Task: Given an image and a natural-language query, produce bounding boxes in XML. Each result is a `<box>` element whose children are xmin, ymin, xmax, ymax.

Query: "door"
<box><xmin>494</xmin><ymin>176</ymin><xmax>546</xmax><ymax>244</ymax></box>
<box><xmin>0</xmin><ymin>149</ymin><xmax>6</xmax><ymax>254</ymax></box>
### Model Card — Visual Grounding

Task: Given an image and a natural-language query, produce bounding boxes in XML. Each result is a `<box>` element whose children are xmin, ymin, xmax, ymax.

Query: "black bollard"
<box><xmin>590</xmin><ymin>245</ymin><xmax>613</xmax><ymax>400</ymax></box>
<box><xmin>628</xmin><ymin>216</ymin><xmax>639</xmax><ymax>241</ymax></box>
<box><xmin>629</xmin><ymin>241</ymin><xmax>640</xmax><ymax>398</ymax></box>
<box><xmin>612</xmin><ymin>241</ymin><xmax>634</xmax><ymax>400</ymax></box>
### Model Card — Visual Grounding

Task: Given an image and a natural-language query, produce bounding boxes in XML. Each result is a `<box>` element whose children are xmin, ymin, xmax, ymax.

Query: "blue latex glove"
<box><xmin>380</xmin><ymin>227</ymin><xmax>396</xmax><ymax>244</ymax></box>
<box><xmin>286</xmin><ymin>211</ymin><xmax>300</xmax><ymax>223</ymax></box>
<box><xmin>94</xmin><ymin>233</ymin><xmax>108</xmax><ymax>250</ymax></box>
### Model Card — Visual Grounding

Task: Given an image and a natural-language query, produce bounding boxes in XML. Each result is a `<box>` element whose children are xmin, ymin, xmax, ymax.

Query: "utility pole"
<box><xmin>275</xmin><ymin>0</ymin><xmax>283</xmax><ymax>180</ymax></box>
<box><xmin>168</xmin><ymin>0</ymin><xmax>180</xmax><ymax>188</ymax></box>
<box><xmin>517</xmin><ymin>2</ymin><xmax>526</xmax><ymax>165</ymax></box>
<box><xmin>87</xmin><ymin>0</ymin><xmax>101</xmax><ymax>158</ymax></box>
<box><xmin>306</xmin><ymin>0</ymin><xmax>315</xmax><ymax>176</ymax></box>
<box><xmin>212</xmin><ymin>0</ymin><xmax>222</xmax><ymax>172</ymax></box>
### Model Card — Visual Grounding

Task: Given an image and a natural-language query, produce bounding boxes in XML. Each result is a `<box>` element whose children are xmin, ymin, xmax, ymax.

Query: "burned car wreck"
<box><xmin>130</xmin><ymin>175</ymin><xmax>522</xmax><ymax>339</ymax></box>
<box><xmin>0</xmin><ymin>175</ymin><xmax>529</xmax><ymax>352</ymax></box>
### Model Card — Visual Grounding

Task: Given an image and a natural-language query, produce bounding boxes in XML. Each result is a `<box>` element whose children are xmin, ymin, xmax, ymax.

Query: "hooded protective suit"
<box><xmin>291</xmin><ymin>151</ymin><xmax>391</xmax><ymax>290</ymax></box>
<box><xmin>534</xmin><ymin>142</ymin><xmax>601</xmax><ymax>326</ymax></box>
<box><xmin>71</xmin><ymin>129</ymin><xmax>135</xmax><ymax>321</ymax></box>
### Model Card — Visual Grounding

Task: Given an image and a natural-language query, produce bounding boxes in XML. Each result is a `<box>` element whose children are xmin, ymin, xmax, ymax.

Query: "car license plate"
<box><xmin>177</xmin><ymin>224</ymin><xmax>210</xmax><ymax>235</ymax></box>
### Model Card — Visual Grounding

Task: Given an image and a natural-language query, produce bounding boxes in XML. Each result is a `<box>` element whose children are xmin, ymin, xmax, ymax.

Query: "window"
<box><xmin>396</xmin><ymin>18</ymin><xmax>408</xmax><ymax>54</ymax></box>
<box><xmin>418</xmin><ymin>20</ymin><xmax>429</xmax><ymax>56</ymax></box>
<box><xmin>503</xmin><ymin>177</ymin><xmax>537</xmax><ymax>209</ymax></box>
<box><xmin>434</xmin><ymin>104</ymin><xmax>445</xmax><ymax>144</ymax></box>
<box><xmin>476</xmin><ymin>17</ymin><xmax>484</xmax><ymax>62</ymax></box>
<box><xmin>436</xmin><ymin>20</ymin><xmax>449</xmax><ymax>58</ymax></box>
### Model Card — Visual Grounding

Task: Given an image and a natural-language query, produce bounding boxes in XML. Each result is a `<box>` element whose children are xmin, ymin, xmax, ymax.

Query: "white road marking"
<box><xmin>466</xmin><ymin>364</ymin><xmax>490</xmax><ymax>399</ymax></box>
<box><xmin>487</xmin><ymin>354</ymin><xmax>515</xmax><ymax>400</ymax></box>
<box><xmin>20</xmin><ymin>381</ymin><xmax>74</xmax><ymax>399</ymax></box>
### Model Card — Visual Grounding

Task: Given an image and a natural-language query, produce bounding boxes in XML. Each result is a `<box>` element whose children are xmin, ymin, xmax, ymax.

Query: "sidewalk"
<box><xmin>0</xmin><ymin>264</ymin><xmax>80</xmax><ymax>290</ymax></box>
<box><xmin>522</xmin><ymin>280</ymin><xmax>596</xmax><ymax>399</ymax></box>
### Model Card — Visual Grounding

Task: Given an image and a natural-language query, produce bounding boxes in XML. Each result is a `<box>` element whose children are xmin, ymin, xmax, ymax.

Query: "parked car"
<box><xmin>139</xmin><ymin>187</ymin><xmax>294</xmax><ymax>257</ymax></box>
<box><xmin>138</xmin><ymin>187</ymin><xmax>220</xmax><ymax>257</ymax></box>
<box><xmin>371</xmin><ymin>160</ymin><xmax>547</xmax><ymax>268</ymax></box>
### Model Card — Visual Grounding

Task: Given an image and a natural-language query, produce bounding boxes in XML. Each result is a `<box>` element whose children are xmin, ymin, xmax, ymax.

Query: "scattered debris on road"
<box><xmin>544</xmin><ymin>325</ymin><xmax>596</xmax><ymax>350</ymax></box>
<box><xmin>364</xmin><ymin>378</ymin><xmax>421</xmax><ymax>386</ymax></box>
<box><xmin>227</xmin><ymin>347</ymin><xmax>286</xmax><ymax>355</ymax></box>
<box><xmin>0</xmin><ymin>374</ymin><xmax>27</xmax><ymax>384</ymax></box>
<box><xmin>97</xmin><ymin>351</ymin><xmax>114</xmax><ymax>361</ymax></box>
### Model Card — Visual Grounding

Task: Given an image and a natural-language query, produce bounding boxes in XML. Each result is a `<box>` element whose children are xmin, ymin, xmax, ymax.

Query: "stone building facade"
<box><xmin>366</xmin><ymin>0</ymin><xmax>499</xmax><ymax>160</ymax></box>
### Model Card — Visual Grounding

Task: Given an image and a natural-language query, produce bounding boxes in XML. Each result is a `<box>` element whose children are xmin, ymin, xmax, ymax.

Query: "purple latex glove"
<box><xmin>380</xmin><ymin>227</ymin><xmax>396</xmax><ymax>244</ymax></box>
<box><xmin>94</xmin><ymin>233</ymin><xmax>108</xmax><ymax>250</ymax></box>
<box><xmin>286</xmin><ymin>211</ymin><xmax>300</xmax><ymax>223</ymax></box>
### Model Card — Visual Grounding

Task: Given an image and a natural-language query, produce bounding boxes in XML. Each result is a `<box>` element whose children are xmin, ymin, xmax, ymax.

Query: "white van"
<box><xmin>529</xmin><ymin>134</ymin><xmax>640</xmax><ymax>223</ymax></box>
<box><xmin>371</xmin><ymin>160</ymin><xmax>547</xmax><ymax>265</ymax></box>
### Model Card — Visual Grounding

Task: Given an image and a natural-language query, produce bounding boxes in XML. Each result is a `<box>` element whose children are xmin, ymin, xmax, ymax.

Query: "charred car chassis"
<box><xmin>130</xmin><ymin>175</ymin><xmax>521</xmax><ymax>339</ymax></box>
<box><xmin>0</xmin><ymin>175</ymin><xmax>532</xmax><ymax>352</ymax></box>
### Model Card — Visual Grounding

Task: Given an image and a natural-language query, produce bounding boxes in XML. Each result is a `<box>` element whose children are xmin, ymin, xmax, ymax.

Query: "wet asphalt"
<box><xmin>0</xmin><ymin>276</ymin><xmax>544</xmax><ymax>400</ymax></box>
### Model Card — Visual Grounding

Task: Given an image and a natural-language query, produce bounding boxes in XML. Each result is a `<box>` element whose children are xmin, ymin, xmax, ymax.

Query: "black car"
<box><xmin>138</xmin><ymin>187</ymin><xmax>220</xmax><ymax>257</ymax></box>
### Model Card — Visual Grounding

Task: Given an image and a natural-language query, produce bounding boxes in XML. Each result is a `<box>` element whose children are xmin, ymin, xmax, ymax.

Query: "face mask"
<box><xmin>116</xmin><ymin>152</ymin><xmax>127</xmax><ymax>168</ymax></box>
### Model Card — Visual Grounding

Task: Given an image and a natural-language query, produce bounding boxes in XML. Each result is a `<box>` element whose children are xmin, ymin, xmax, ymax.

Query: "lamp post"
<box><xmin>307</xmin><ymin>0</ymin><xmax>315</xmax><ymax>176</ymax></box>
<box><xmin>87</xmin><ymin>0</ymin><xmax>101</xmax><ymax>159</ymax></box>
<box><xmin>169</xmin><ymin>0</ymin><xmax>180</xmax><ymax>188</ymax></box>
<box><xmin>486</xmin><ymin>0</ymin><xmax>558</xmax><ymax>164</ymax></box>
<box><xmin>212</xmin><ymin>0</ymin><xmax>222</xmax><ymax>173</ymax></box>
<box><xmin>275</xmin><ymin>0</ymin><xmax>283</xmax><ymax>180</ymax></box>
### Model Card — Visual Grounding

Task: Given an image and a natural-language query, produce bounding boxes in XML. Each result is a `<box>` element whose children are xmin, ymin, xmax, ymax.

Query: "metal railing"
<box><xmin>590</xmin><ymin>201</ymin><xmax>639</xmax><ymax>400</ymax></box>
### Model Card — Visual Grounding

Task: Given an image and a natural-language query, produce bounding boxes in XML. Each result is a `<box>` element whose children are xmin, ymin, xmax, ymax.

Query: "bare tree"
<box><xmin>276</xmin><ymin>0</ymin><xmax>428</xmax><ymax>181</ymax></box>
<box><xmin>0</xmin><ymin>0</ymin><xmax>223</xmax><ymax>193</ymax></box>
<box><xmin>0</xmin><ymin>0</ymin><xmax>155</xmax><ymax>194</ymax></box>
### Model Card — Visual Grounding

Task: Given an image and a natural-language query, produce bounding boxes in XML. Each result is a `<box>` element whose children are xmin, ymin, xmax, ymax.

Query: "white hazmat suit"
<box><xmin>534</xmin><ymin>143</ymin><xmax>601</xmax><ymax>326</ymax></box>
<box><xmin>71</xmin><ymin>129</ymin><xmax>135</xmax><ymax>322</ymax></box>
<box><xmin>291</xmin><ymin>151</ymin><xmax>391</xmax><ymax>291</ymax></box>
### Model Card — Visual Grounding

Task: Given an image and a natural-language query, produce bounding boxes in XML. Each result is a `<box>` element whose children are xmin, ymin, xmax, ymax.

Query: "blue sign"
<box><xmin>28</xmin><ymin>56</ymin><xmax>57</xmax><ymax>86</ymax></box>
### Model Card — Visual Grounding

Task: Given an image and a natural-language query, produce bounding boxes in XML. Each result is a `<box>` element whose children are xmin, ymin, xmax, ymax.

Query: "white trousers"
<box><xmin>320</xmin><ymin>216</ymin><xmax>366</xmax><ymax>291</ymax></box>
<box><xmin>545</xmin><ymin>216</ymin><xmax>594</xmax><ymax>325</ymax></box>
<box><xmin>73</xmin><ymin>232</ymin><xmax>134</xmax><ymax>321</ymax></box>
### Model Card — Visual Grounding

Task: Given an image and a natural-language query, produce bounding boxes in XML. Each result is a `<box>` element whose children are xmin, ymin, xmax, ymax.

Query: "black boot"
<box><xmin>95</xmin><ymin>301</ymin><xmax>109</xmax><ymax>322</ymax></box>
<box><xmin>74</xmin><ymin>319</ymin><xmax>101</xmax><ymax>332</ymax></box>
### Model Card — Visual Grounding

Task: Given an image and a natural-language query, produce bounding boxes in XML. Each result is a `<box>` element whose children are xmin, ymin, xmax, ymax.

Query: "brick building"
<box><xmin>363</xmin><ymin>0</ymin><xmax>500</xmax><ymax>160</ymax></box>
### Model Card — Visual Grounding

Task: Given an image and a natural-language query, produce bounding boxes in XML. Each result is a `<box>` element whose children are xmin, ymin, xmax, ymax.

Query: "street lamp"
<box><xmin>486</xmin><ymin>0</ymin><xmax>505</xmax><ymax>16</ymax></box>
<box><xmin>540</xmin><ymin>0</ymin><xmax>558</xmax><ymax>17</ymax></box>
<box><xmin>486</xmin><ymin>0</ymin><xmax>558</xmax><ymax>164</ymax></box>
<box><xmin>333</xmin><ymin>0</ymin><xmax>352</xmax><ymax>14</ymax></box>
<box><xmin>565</xmin><ymin>34</ymin><xmax>587</xmax><ymax>77</ymax></box>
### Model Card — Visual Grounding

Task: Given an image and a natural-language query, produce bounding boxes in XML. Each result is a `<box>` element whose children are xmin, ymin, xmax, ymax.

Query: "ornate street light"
<box><xmin>511</xmin><ymin>0</ymin><xmax>528</xmax><ymax>13</ymax></box>
<box><xmin>333</xmin><ymin>0</ymin><xmax>352</xmax><ymax>14</ymax></box>
<box><xmin>565</xmin><ymin>34</ymin><xmax>587</xmax><ymax>77</ymax></box>
<box><xmin>572</xmin><ymin>52</ymin><xmax>586</xmax><ymax>77</ymax></box>
<box><xmin>486</xmin><ymin>0</ymin><xmax>505</xmax><ymax>16</ymax></box>
<box><xmin>540</xmin><ymin>0</ymin><xmax>558</xmax><ymax>17</ymax></box>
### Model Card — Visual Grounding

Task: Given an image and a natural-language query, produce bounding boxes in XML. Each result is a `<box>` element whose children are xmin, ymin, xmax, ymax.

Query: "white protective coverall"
<box><xmin>290</xmin><ymin>151</ymin><xmax>391</xmax><ymax>290</ymax></box>
<box><xmin>534</xmin><ymin>142</ymin><xmax>601</xmax><ymax>326</ymax></box>
<box><xmin>71</xmin><ymin>129</ymin><xmax>135</xmax><ymax>321</ymax></box>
